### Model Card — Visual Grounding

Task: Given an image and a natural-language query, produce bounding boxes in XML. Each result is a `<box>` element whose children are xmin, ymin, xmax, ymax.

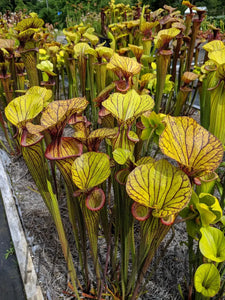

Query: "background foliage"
<box><xmin>1</xmin><ymin>0</ymin><xmax>224</xmax><ymax>28</ymax></box>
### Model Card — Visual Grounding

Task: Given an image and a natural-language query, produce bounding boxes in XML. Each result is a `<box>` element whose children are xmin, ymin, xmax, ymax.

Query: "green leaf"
<box><xmin>128</xmin><ymin>44</ymin><xmax>143</xmax><ymax>61</ymax></box>
<box><xmin>196</xmin><ymin>203</ymin><xmax>217</xmax><ymax>226</ymax></box>
<box><xmin>37</xmin><ymin>60</ymin><xmax>56</xmax><ymax>76</ymax></box>
<box><xmin>74</xmin><ymin>42</ymin><xmax>91</xmax><ymax>58</ymax></box>
<box><xmin>15</xmin><ymin>16</ymin><xmax>44</xmax><ymax>32</ymax></box>
<box><xmin>155</xmin><ymin>28</ymin><xmax>180</xmax><ymax>49</ymax></box>
<box><xmin>198</xmin><ymin>193</ymin><xmax>222</xmax><ymax>225</ymax></box>
<box><xmin>194</xmin><ymin>264</ymin><xmax>220</xmax><ymax>297</ymax></box>
<box><xmin>203</xmin><ymin>40</ymin><xmax>225</xmax><ymax>53</ymax></box>
<box><xmin>40</xmin><ymin>98</ymin><xmax>88</xmax><ymax>130</ymax></box>
<box><xmin>208</xmin><ymin>81</ymin><xmax>225</xmax><ymax>145</ymax></box>
<box><xmin>42</xmin><ymin>72</ymin><xmax>49</xmax><ymax>81</ymax></box>
<box><xmin>83</xmin><ymin>32</ymin><xmax>99</xmax><ymax>46</ymax></box>
<box><xmin>26</xmin><ymin>98</ymin><xmax>88</xmax><ymax>159</ymax></box>
<box><xmin>141</xmin><ymin>111</ymin><xmax>165</xmax><ymax>140</ymax></box>
<box><xmin>63</xmin><ymin>30</ymin><xmax>80</xmax><ymax>43</ymax></box>
<box><xmin>126</xmin><ymin>159</ymin><xmax>192</xmax><ymax>218</ymax></box>
<box><xmin>113</xmin><ymin>128</ymin><xmax>137</xmax><ymax>151</ymax></box>
<box><xmin>199</xmin><ymin>226</ymin><xmax>225</xmax><ymax>262</ymax></box>
<box><xmin>79</xmin><ymin>195</ymin><xmax>101</xmax><ymax>285</ymax></box>
<box><xmin>107</xmin><ymin>53</ymin><xmax>142</xmax><ymax>78</ymax></box>
<box><xmin>179</xmin><ymin>191</ymin><xmax>201</xmax><ymax>239</ymax></box>
<box><xmin>136</xmin><ymin>156</ymin><xmax>155</xmax><ymax>166</ymax></box>
<box><xmin>159</xmin><ymin>116</ymin><xmax>224</xmax><ymax>177</ymax></box>
<box><xmin>96</xmin><ymin>46</ymin><xmax>114</xmax><ymax>61</ymax></box>
<box><xmin>208</xmin><ymin>48</ymin><xmax>225</xmax><ymax>65</ymax></box>
<box><xmin>220</xmin><ymin>216</ymin><xmax>225</xmax><ymax>226</ymax></box>
<box><xmin>163</xmin><ymin>74</ymin><xmax>174</xmax><ymax>93</ymax></box>
<box><xmin>71</xmin><ymin>152</ymin><xmax>111</xmax><ymax>190</ymax></box>
<box><xmin>186</xmin><ymin>217</ymin><xmax>201</xmax><ymax>240</ymax></box>
<box><xmin>88</xmin><ymin>128</ymin><xmax>117</xmax><ymax>151</ymax></box>
<box><xmin>127</xmin><ymin>130</ymin><xmax>139</xmax><ymax>143</ymax></box>
<box><xmin>5</xmin><ymin>94</ymin><xmax>43</xmax><ymax>127</ymax></box>
<box><xmin>0</xmin><ymin>38</ymin><xmax>15</xmax><ymax>48</ymax></box>
<box><xmin>88</xmin><ymin>128</ymin><xmax>117</xmax><ymax>140</ymax></box>
<box><xmin>18</xmin><ymin>28</ymin><xmax>39</xmax><ymax>40</ymax></box>
<box><xmin>196</xmin><ymin>172</ymin><xmax>218</xmax><ymax>195</ymax></box>
<box><xmin>102</xmin><ymin>89</ymin><xmax>154</xmax><ymax>125</ymax></box>
<box><xmin>27</xmin><ymin>98</ymin><xmax>88</xmax><ymax>140</ymax></box>
<box><xmin>26</xmin><ymin>86</ymin><xmax>52</xmax><ymax>106</ymax></box>
<box><xmin>93</xmin><ymin>82</ymin><xmax>116</xmax><ymax>105</ymax></box>
<box><xmin>85</xmin><ymin>47</ymin><xmax>97</xmax><ymax>57</ymax></box>
<box><xmin>113</xmin><ymin>148</ymin><xmax>135</xmax><ymax>165</ymax></box>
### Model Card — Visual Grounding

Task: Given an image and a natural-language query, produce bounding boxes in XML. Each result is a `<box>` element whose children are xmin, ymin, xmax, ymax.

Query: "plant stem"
<box><xmin>80</xmin><ymin>197</ymin><xmax>102</xmax><ymax>296</ymax></box>
<box><xmin>165</xmin><ymin>90</ymin><xmax>174</xmax><ymax>114</ymax></box>
<box><xmin>144</xmin><ymin>128</ymin><xmax>155</xmax><ymax>156</ymax></box>
<box><xmin>130</xmin><ymin>219</ymin><xmax>171</xmax><ymax>299</ymax></box>
<box><xmin>47</xmin><ymin>181</ymin><xmax>81</xmax><ymax>298</ymax></box>
<box><xmin>98</xmin><ymin>222</ymin><xmax>112</xmax><ymax>300</ymax></box>
<box><xmin>220</xmin><ymin>175</ymin><xmax>225</xmax><ymax>210</ymax></box>
<box><xmin>188</xmin><ymin>235</ymin><xmax>195</xmax><ymax>299</ymax></box>
<box><xmin>155</xmin><ymin>51</ymin><xmax>171</xmax><ymax>113</ymax></box>
<box><xmin>0</xmin><ymin>76</ymin><xmax>12</xmax><ymax>103</ymax></box>
<box><xmin>21</xmin><ymin>51</ymin><xmax>39</xmax><ymax>86</ymax></box>
<box><xmin>174</xmin><ymin>86</ymin><xmax>192</xmax><ymax>116</ymax></box>
<box><xmin>61</xmin><ymin>68</ymin><xmax>66</xmax><ymax>99</ymax></box>
<box><xmin>185</xmin><ymin>20</ymin><xmax>201</xmax><ymax>72</ymax></box>
<box><xmin>56</xmin><ymin>158</ymin><xmax>90</xmax><ymax>290</ymax></box>
<box><xmin>88</xmin><ymin>56</ymin><xmax>97</xmax><ymax>128</ymax></box>
<box><xmin>186</xmin><ymin>84</ymin><xmax>199</xmax><ymax>115</ymax></box>
<box><xmin>199</xmin><ymin>77</ymin><xmax>211</xmax><ymax>130</ymax></box>
<box><xmin>137</xmin><ymin>227</ymin><xmax>175</xmax><ymax>298</ymax></box>
<box><xmin>21</xmin><ymin>144</ymin><xmax>81</xmax><ymax>299</ymax></box>
<box><xmin>171</xmin><ymin>34</ymin><xmax>183</xmax><ymax>82</ymax></box>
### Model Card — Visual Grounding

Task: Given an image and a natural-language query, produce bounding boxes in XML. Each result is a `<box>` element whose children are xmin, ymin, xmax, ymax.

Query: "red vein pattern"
<box><xmin>159</xmin><ymin>116</ymin><xmax>224</xmax><ymax>176</ymax></box>
<box><xmin>71</xmin><ymin>152</ymin><xmax>111</xmax><ymax>190</ymax></box>
<box><xmin>126</xmin><ymin>159</ymin><xmax>191</xmax><ymax>218</ymax></box>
